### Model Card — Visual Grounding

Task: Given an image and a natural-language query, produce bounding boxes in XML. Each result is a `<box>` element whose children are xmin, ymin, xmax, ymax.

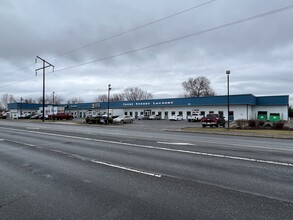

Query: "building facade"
<box><xmin>7</xmin><ymin>94</ymin><xmax>289</xmax><ymax>121</ymax></box>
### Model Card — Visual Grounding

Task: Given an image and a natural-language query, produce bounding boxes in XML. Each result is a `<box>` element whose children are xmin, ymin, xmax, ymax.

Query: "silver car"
<box><xmin>113</xmin><ymin>115</ymin><xmax>133</xmax><ymax>124</ymax></box>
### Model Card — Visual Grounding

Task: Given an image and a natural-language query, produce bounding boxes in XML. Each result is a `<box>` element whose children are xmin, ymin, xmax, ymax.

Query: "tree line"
<box><xmin>0</xmin><ymin>76</ymin><xmax>215</xmax><ymax>110</ymax></box>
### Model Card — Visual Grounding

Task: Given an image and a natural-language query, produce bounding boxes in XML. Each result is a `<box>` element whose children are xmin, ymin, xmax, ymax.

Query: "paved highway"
<box><xmin>0</xmin><ymin>120</ymin><xmax>293</xmax><ymax>219</ymax></box>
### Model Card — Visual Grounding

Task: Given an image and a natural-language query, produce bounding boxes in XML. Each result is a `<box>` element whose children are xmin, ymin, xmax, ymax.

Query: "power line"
<box><xmin>53</xmin><ymin>5</ymin><xmax>293</xmax><ymax>73</ymax></box>
<box><xmin>1</xmin><ymin>63</ymin><xmax>35</xmax><ymax>78</ymax></box>
<box><xmin>47</xmin><ymin>0</ymin><xmax>216</xmax><ymax>60</ymax></box>
<box><xmin>0</xmin><ymin>0</ymin><xmax>216</xmax><ymax>80</ymax></box>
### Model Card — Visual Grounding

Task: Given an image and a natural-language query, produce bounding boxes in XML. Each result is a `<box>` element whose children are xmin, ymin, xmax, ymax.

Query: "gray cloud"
<box><xmin>0</xmin><ymin>0</ymin><xmax>292</xmax><ymax>104</ymax></box>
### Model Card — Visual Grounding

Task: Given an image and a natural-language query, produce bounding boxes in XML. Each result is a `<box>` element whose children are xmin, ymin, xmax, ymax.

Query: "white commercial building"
<box><xmin>8</xmin><ymin>94</ymin><xmax>289</xmax><ymax>121</ymax></box>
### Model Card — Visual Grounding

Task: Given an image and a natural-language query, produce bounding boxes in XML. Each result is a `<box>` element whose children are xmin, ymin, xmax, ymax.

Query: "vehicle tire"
<box><xmin>215</xmin><ymin>123</ymin><xmax>219</xmax><ymax>128</ymax></box>
<box><xmin>202</xmin><ymin>124</ymin><xmax>206</xmax><ymax>128</ymax></box>
<box><xmin>120</xmin><ymin>120</ymin><xmax>124</xmax><ymax>124</ymax></box>
<box><xmin>130</xmin><ymin>120</ymin><xmax>133</xmax><ymax>123</ymax></box>
<box><xmin>188</xmin><ymin>119</ymin><xmax>191</xmax><ymax>122</ymax></box>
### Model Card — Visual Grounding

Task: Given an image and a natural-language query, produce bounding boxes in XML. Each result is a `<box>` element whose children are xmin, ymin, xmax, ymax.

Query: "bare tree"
<box><xmin>95</xmin><ymin>94</ymin><xmax>108</xmax><ymax>102</ymax></box>
<box><xmin>182</xmin><ymin>76</ymin><xmax>216</xmax><ymax>97</ymax></box>
<box><xmin>95</xmin><ymin>93</ymin><xmax>125</xmax><ymax>102</ymax></box>
<box><xmin>1</xmin><ymin>93</ymin><xmax>16</xmax><ymax>109</ymax></box>
<box><xmin>9</xmin><ymin>94</ymin><xmax>16</xmax><ymax>103</ymax></box>
<box><xmin>36</xmin><ymin>95</ymin><xmax>50</xmax><ymax>104</ymax></box>
<box><xmin>47</xmin><ymin>94</ymin><xmax>64</xmax><ymax>105</ymax></box>
<box><xmin>67</xmin><ymin>97</ymin><xmax>84</xmax><ymax>104</ymax></box>
<box><xmin>23</xmin><ymin>98</ymin><xmax>36</xmax><ymax>104</ymax></box>
<box><xmin>111</xmin><ymin>93</ymin><xmax>125</xmax><ymax>101</ymax></box>
<box><xmin>123</xmin><ymin>87</ymin><xmax>153</xmax><ymax>101</ymax></box>
<box><xmin>289</xmin><ymin>106</ymin><xmax>293</xmax><ymax>117</ymax></box>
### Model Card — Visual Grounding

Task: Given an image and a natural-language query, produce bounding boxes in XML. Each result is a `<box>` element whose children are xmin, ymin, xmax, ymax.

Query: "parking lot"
<box><xmin>75</xmin><ymin>118</ymin><xmax>202</xmax><ymax>131</ymax></box>
<box><xmin>128</xmin><ymin>119</ymin><xmax>202</xmax><ymax>130</ymax></box>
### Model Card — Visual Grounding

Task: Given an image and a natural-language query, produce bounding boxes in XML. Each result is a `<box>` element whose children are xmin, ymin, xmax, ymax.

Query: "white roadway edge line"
<box><xmin>193</xmin><ymin>139</ymin><xmax>293</xmax><ymax>152</ymax></box>
<box><xmin>157</xmin><ymin>141</ymin><xmax>195</xmax><ymax>146</ymax></box>
<box><xmin>4</xmin><ymin>127</ymin><xmax>293</xmax><ymax>168</ymax></box>
<box><xmin>91</xmin><ymin>160</ymin><xmax>162</xmax><ymax>178</ymax></box>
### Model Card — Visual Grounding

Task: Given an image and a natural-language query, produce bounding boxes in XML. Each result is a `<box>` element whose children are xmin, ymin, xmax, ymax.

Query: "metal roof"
<box><xmin>7</xmin><ymin>94</ymin><xmax>289</xmax><ymax>111</ymax></box>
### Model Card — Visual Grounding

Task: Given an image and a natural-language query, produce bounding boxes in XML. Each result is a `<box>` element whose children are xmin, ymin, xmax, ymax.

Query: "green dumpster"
<box><xmin>269</xmin><ymin>113</ymin><xmax>280</xmax><ymax>122</ymax></box>
<box><xmin>257</xmin><ymin>111</ymin><xmax>267</xmax><ymax>121</ymax></box>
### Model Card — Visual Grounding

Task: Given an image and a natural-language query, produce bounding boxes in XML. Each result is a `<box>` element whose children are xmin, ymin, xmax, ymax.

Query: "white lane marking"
<box><xmin>157</xmin><ymin>142</ymin><xmax>194</xmax><ymax>146</ymax></box>
<box><xmin>91</xmin><ymin>160</ymin><xmax>161</xmax><ymax>178</ymax></box>
<box><xmin>0</xmin><ymin>139</ymin><xmax>4</xmax><ymax>141</ymax></box>
<box><xmin>194</xmin><ymin>139</ymin><xmax>293</xmax><ymax>152</ymax></box>
<box><xmin>26</xmin><ymin>127</ymin><xmax>40</xmax><ymax>130</ymax></box>
<box><xmin>1</xmin><ymin>139</ymin><xmax>36</xmax><ymax>147</ymax></box>
<box><xmin>3</xmin><ymin>128</ymin><xmax>293</xmax><ymax>168</ymax></box>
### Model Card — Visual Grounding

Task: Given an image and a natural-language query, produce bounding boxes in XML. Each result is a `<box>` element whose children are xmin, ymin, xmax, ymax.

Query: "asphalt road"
<box><xmin>0</xmin><ymin>120</ymin><xmax>293</xmax><ymax>219</ymax></box>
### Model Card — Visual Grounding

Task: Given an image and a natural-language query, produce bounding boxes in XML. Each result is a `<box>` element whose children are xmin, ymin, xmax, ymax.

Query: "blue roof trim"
<box><xmin>100</xmin><ymin>94</ymin><xmax>257</xmax><ymax>109</ymax></box>
<box><xmin>7</xmin><ymin>94</ymin><xmax>288</xmax><ymax>111</ymax></box>
<box><xmin>256</xmin><ymin>95</ymin><xmax>289</xmax><ymax>106</ymax></box>
<box><xmin>8</xmin><ymin>103</ymin><xmax>43</xmax><ymax>110</ymax></box>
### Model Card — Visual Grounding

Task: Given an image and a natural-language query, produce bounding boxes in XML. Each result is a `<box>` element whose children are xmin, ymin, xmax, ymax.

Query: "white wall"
<box><xmin>63</xmin><ymin>104</ymin><xmax>288</xmax><ymax>121</ymax></box>
<box><xmin>122</xmin><ymin>104</ymin><xmax>287</xmax><ymax>121</ymax></box>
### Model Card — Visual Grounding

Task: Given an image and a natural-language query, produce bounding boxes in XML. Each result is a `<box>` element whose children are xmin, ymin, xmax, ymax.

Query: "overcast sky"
<box><xmin>1</xmin><ymin>0</ymin><xmax>293</xmax><ymax>104</ymax></box>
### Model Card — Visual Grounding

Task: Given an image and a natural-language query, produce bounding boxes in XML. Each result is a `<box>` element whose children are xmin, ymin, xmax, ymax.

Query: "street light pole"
<box><xmin>107</xmin><ymin>84</ymin><xmax>111</xmax><ymax>124</ymax></box>
<box><xmin>52</xmin><ymin>91</ymin><xmax>55</xmax><ymax>120</ymax></box>
<box><xmin>20</xmin><ymin>97</ymin><xmax>23</xmax><ymax>117</ymax></box>
<box><xmin>226</xmin><ymin>70</ymin><xmax>230</xmax><ymax>130</ymax></box>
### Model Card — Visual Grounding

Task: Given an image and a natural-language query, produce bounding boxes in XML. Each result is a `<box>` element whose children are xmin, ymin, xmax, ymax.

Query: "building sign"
<box><xmin>122</xmin><ymin>101</ymin><xmax>174</xmax><ymax>107</ymax></box>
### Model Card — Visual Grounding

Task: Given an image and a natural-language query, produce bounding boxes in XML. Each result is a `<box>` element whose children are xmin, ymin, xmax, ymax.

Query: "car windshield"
<box><xmin>206</xmin><ymin>114</ymin><xmax>216</xmax><ymax>118</ymax></box>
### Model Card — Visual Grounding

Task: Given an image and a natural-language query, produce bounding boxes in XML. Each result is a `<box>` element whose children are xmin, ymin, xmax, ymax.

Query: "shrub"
<box><xmin>248</xmin><ymin>119</ymin><xmax>257</xmax><ymax>128</ymax></box>
<box><xmin>235</xmin><ymin>119</ymin><xmax>247</xmax><ymax>128</ymax></box>
<box><xmin>258</xmin><ymin>120</ymin><xmax>265</xmax><ymax>127</ymax></box>
<box><xmin>273</xmin><ymin>121</ymin><xmax>284</xmax><ymax>130</ymax></box>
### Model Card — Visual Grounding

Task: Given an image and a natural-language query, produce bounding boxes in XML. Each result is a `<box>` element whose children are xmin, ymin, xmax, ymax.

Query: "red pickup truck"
<box><xmin>201</xmin><ymin>114</ymin><xmax>226</xmax><ymax>127</ymax></box>
<box><xmin>48</xmin><ymin>113</ymin><xmax>73</xmax><ymax>120</ymax></box>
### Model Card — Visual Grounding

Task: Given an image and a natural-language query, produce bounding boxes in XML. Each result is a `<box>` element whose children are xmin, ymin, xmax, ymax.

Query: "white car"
<box><xmin>170</xmin><ymin>115</ymin><xmax>183</xmax><ymax>121</ymax></box>
<box><xmin>187</xmin><ymin>113</ymin><xmax>204</xmax><ymax>122</ymax></box>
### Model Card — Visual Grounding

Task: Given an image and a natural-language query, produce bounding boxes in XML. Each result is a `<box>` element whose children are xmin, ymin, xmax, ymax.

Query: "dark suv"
<box><xmin>201</xmin><ymin>114</ymin><xmax>226</xmax><ymax>127</ymax></box>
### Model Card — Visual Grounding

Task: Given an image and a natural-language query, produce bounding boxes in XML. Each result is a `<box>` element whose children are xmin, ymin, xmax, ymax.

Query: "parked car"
<box><xmin>18</xmin><ymin>113</ymin><xmax>32</xmax><ymax>119</ymax></box>
<box><xmin>170</xmin><ymin>115</ymin><xmax>183</xmax><ymax>121</ymax></box>
<box><xmin>113</xmin><ymin>115</ymin><xmax>133</xmax><ymax>124</ymax></box>
<box><xmin>48</xmin><ymin>113</ymin><xmax>73</xmax><ymax>120</ymax></box>
<box><xmin>149</xmin><ymin>115</ymin><xmax>161</xmax><ymax>120</ymax></box>
<box><xmin>137</xmin><ymin>115</ymin><xmax>144</xmax><ymax>120</ymax></box>
<box><xmin>187</xmin><ymin>113</ymin><xmax>204</xmax><ymax>122</ymax></box>
<box><xmin>0</xmin><ymin>113</ymin><xmax>7</xmax><ymax>119</ymax></box>
<box><xmin>142</xmin><ymin>115</ymin><xmax>150</xmax><ymax>120</ymax></box>
<box><xmin>85</xmin><ymin>114</ymin><xmax>113</xmax><ymax>124</ymax></box>
<box><xmin>30</xmin><ymin>114</ymin><xmax>42</xmax><ymax>119</ymax></box>
<box><xmin>201</xmin><ymin>114</ymin><xmax>226</xmax><ymax>127</ymax></box>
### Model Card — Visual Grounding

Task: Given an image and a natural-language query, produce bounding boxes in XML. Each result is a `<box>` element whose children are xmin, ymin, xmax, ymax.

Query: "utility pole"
<box><xmin>20</xmin><ymin>97</ymin><xmax>23</xmax><ymax>116</ymax></box>
<box><xmin>35</xmin><ymin>56</ymin><xmax>54</xmax><ymax>122</ymax></box>
<box><xmin>107</xmin><ymin>84</ymin><xmax>111</xmax><ymax>124</ymax></box>
<box><xmin>226</xmin><ymin>70</ymin><xmax>230</xmax><ymax>130</ymax></box>
<box><xmin>52</xmin><ymin>91</ymin><xmax>55</xmax><ymax>120</ymax></box>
